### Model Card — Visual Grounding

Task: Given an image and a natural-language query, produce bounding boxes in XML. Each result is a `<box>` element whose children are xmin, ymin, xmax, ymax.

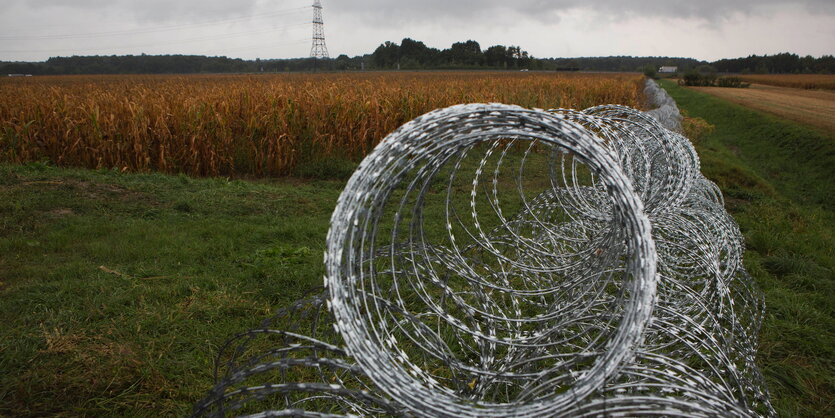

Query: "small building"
<box><xmin>658</xmin><ymin>66</ymin><xmax>678</xmax><ymax>73</ymax></box>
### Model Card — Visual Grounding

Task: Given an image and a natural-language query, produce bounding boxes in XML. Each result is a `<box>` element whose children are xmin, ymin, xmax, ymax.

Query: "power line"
<box><xmin>197</xmin><ymin>39</ymin><xmax>309</xmax><ymax>56</ymax></box>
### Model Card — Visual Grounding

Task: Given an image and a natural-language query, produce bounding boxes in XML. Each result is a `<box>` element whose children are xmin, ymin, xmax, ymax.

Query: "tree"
<box><xmin>334</xmin><ymin>54</ymin><xmax>351</xmax><ymax>70</ymax></box>
<box><xmin>372</xmin><ymin>41</ymin><xmax>400</xmax><ymax>68</ymax></box>
<box><xmin>399</xmin><ymin>38</ymin><xmax>437</xmax><ymax>68</ymax></box>
<box><xmin>484</xmin><ymin>45</ymin><xmax>508</xmax><ymax>68</ymax></box>
<box><xmin>449</xmin><ymin>40</ymin><xmax>483</xmax><ymax>66</ymax></box>
<box><xmin>505</xmin><ymin>46</ymin><xmax>531</xmax><ymax>68</ymax></box>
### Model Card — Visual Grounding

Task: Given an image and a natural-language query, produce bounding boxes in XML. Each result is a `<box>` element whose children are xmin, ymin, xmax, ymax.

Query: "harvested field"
<box><xmin>691</xmin><ymin>83</ymin><xmax>835</xmax><ymax>134</ymax></box>
<box><xmin>736</xmin><ymin>74</ymin><xmax>835</xmax><ymax>90</ymax></box>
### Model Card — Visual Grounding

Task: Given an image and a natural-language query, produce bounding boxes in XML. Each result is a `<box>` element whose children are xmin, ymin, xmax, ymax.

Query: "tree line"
<box><xmin>712</xmin><ymin>52</ymin><xmax>835</xmax><ymax>74</ymax></box>
<box><xmin>2</xmin><ymin>39</ymin><xmax>832</xmax><ymax>75</ymax></box>
<box><xmin>370</xmin><ymin>39</ymin><xmax>535</xmax><ymax>69</ymax></box>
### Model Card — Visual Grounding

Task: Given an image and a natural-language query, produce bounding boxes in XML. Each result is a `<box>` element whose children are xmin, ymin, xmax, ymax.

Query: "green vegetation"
<box><xmin>715</xmin><ymin>76</ymin><xmax>750</xmax><ymax>88</ymax></box>
<box><xmin>6</xmin><ymin>49</ymin><xmax>833</xmax><ymax>76</ymax></box>
<box><xmin>642</xmin><ymin>64</ymin><xmax>658</xmax><ymax>79</ymax></box>
<box><xmin>0</xmin><ymin>165</ymin><xmax>344</xmax><ymax>415</ymax></box>
<box><xmin>680</xmin><ymin>66</ymin><xmax>750</xmax><ymax>88</ymax></box>
<box><xmin>0</xmin><ymin>145</ymin><xmax>556</xmax><ymax>416</ymax></box>
<box><xmin>712</xmin><ymin>52</ymin><xmax>835</xmax><ymax>74</ymax></box>
<box><xmin>0</xmin><ymin>82</ymin><xmax>832</xmax><ymax>416</ymax></box>
<box><xmin>661</xmin><ymin>80</ymin><xmax>834</xmax><ymax>417</ymax></box>
<box><xmin>0</xmin><ymin>44</ymin><xmax>706</xmax><ymax>74</ymax></box>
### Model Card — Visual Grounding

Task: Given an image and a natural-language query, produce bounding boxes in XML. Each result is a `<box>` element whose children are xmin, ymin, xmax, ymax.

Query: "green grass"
<box><xmin>0</xmin><ymin>164</ymin><xmax>344</xmax><ymax>416</ymax></box>
<box><xmin>661</xmin><ymin>80</ymin><xmax>834</xmax><ymax>417</ymax></box>
<box><xmin>0</xmin><ymin>144</ymin><xmax>560</xmax><ymax>416</ymax></box>
<box><xmin>0</xmin><ymin>84</ymin><xmax>833</xmax><ymax>416</ymax></box>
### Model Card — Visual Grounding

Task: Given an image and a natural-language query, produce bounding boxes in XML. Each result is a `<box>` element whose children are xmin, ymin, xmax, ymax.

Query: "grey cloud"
<box><xmin>16</xmin><ymin>0</ymin><xmax>835</xmax><ymax>25</ymax></box>
<box><xmin>328</xmin><ymin>0</ymin><xmax>835</xmax><ymax>24</ymax></box>
<box><xmin>3</xmin><ymin>0</ymin><xmax>831</xmax><ymax>62</ymax></box>
<box><xmin>24</xmin><ymin>0</ymin><xmax>260</xmax><ymax>22</ymax></box>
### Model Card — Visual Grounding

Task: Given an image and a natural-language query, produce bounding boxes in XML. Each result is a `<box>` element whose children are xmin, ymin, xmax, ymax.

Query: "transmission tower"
<box><xmin>310</xmin><ymin>0</ymin><xmax>329</xmax><ymax>59</ymax></box>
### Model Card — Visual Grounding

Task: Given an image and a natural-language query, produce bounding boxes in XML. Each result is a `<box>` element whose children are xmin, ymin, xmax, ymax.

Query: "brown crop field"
<box><xmin>0</xmin><ymin>72</ymin><xmax>643</xmax><ymax>177</ymax></box>
<box><xmin>736</xmin><ymin>74</ymin><xmax>835</xmax><ymax>90</ymax></box>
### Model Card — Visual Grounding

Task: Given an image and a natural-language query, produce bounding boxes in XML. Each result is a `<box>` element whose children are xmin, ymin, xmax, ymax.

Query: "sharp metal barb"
<box><xmin>194</xmin><ymin>102</ymin><xmax>774</xmax><ymax>417</ymax></box>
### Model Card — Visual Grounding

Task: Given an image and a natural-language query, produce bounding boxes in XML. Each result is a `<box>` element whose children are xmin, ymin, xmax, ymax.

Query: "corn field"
<box><xmin>0</xmin><ymin>72</ymin><xmax>643</xmax><ymax>177</ymax></box>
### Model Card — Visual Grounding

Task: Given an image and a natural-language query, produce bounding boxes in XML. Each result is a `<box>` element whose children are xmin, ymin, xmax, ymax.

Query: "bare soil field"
<box><xmin>692</xmin><ymin>83</ymin><xmax>835</xmax><ymax>134</ymax></box>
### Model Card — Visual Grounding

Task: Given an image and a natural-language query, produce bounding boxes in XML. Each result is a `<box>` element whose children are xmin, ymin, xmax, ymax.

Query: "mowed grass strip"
<box><xmin>662</xmin><ymin>80</ymin><xmax>834</xmax><ymax>418</ymax></box>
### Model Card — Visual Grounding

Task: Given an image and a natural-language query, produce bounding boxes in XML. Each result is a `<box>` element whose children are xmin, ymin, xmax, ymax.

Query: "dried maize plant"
<box><xmin>0</xmin><ymin>73</ymin><xmax>643</xmax><ymax>176</ymax></box>
<box><xmin>193</xmin><ymin>103</ymin><xmax>773</xmax><ymax>417</ymax></box>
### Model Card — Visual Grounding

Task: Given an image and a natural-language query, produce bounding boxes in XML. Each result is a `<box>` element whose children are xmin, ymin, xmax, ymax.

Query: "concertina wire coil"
<box><xmin>193</xmin><ymin>102</ymin><xmax>775</xmax><ymax>417</ymax></box>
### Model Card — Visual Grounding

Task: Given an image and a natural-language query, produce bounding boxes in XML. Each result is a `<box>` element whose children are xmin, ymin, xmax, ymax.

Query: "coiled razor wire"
<box><xmin>193</xmin><ymin>103</ymin><xmax>774</xmax><ymax>417</ymax></box>
<box><xmin>644</xmin><ymin>79</ymin><xmax>683</xmax><ymax>131</ymax></box>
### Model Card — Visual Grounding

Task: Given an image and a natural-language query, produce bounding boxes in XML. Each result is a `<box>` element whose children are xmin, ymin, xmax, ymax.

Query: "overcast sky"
<box><xmin>1</xmin><ymin>0</ymin><xmax>833</xmax><ymax>62</ymax></box>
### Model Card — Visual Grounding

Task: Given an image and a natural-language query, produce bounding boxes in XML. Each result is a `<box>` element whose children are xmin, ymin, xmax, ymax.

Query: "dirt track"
<box><xmin>692</xmin><ymin>84</ymin><xmax>835</xmax><ymax>134</ymax></box>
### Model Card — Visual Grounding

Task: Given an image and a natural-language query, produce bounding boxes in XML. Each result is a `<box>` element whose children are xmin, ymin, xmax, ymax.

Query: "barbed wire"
<box><xmin>193</xmin><ymin>101</ymin><xmax>773</xmax><ymax>417</ymax></box>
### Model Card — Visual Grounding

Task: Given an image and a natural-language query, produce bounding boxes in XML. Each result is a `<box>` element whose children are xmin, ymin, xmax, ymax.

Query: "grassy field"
<box><xmin>737</xmin><ymin>74</ymin><xmax>835</xmax><ymax>90</ymax></box>
<box><xmin>0</xmin><ymin>72</ymin><xmax>642</xmax><ymax>178</ymax></box>
<box><xmin>0</xmin><ymin>79</ymin><xmax>832</xmax><ymax>416</ymax></box>
<box><xmin>0</xmin><ymin>164</ymin><xmax>343</xmax><ymax>416</ymax></box>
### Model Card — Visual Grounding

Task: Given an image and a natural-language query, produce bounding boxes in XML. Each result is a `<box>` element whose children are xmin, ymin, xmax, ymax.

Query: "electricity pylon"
<box><xmin>310</xmin><ymin>0</ymin><xmax>329</xmax><ymax>59</ymax></box>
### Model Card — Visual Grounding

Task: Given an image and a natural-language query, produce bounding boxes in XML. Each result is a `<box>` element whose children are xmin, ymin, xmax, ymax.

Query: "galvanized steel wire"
<box><xmin>193</xmin><ymin>101</ymin><xmax>774</xmax><ymax>417</ymax></box>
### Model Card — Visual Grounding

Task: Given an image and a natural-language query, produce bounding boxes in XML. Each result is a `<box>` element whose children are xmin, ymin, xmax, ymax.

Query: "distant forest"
<box><xmin>2</xmin><ymin>38</ymin><xmax>833</xmax><ymax>75</ymax></box>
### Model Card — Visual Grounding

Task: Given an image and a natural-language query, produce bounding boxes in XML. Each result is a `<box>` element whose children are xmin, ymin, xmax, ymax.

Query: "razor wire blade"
<box><xmin>194</xmin><ymin>103</ymin><xmax>774</xmax><ymax>417</ymax></box>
